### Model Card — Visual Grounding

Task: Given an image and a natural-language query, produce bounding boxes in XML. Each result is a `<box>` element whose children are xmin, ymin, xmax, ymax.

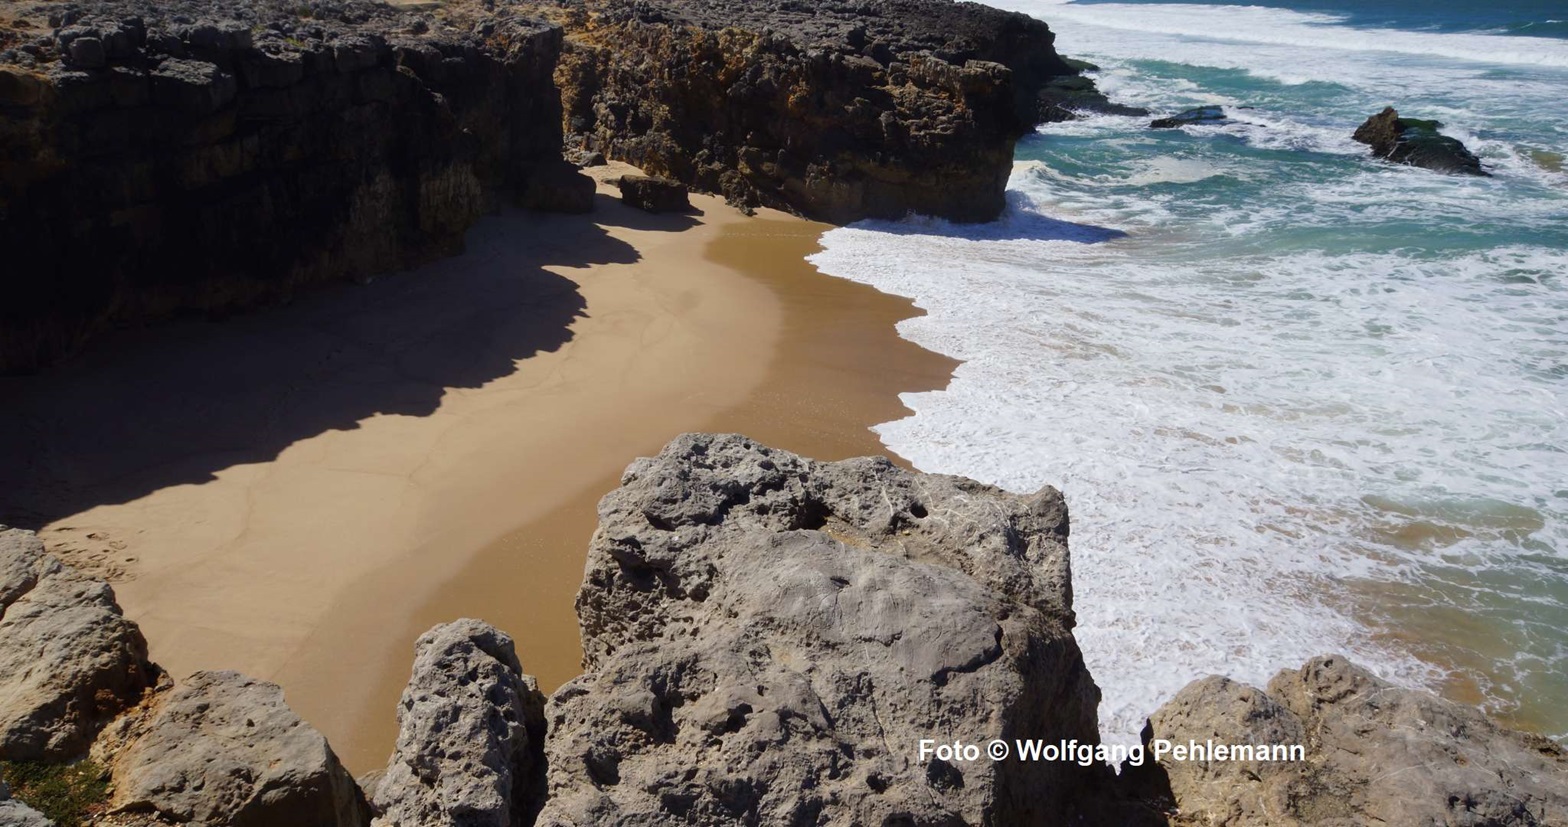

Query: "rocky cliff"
<box><xmin>7</xmin><ymin>437</ymin><xmax>1564</xmax><ymax>826</ymax></box>
<box><xmin>541</xmin><ymin>0</ymin><xmax>1106</xmax><ymax>223</ymax></box>
<box><xmin>0</xmin><ymin>0</ymin><xmax>575</xmax><ymax>373</ymax></box>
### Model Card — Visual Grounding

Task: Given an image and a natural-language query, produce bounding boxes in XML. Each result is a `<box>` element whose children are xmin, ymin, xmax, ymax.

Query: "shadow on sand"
<box><xmin>0</xmin><ymin>206</ymin><xmax>648</xmax><ymax>528</ymax></box>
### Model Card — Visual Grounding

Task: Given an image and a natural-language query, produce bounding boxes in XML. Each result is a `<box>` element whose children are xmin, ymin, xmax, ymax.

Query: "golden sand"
<box><xmin>2</xmin><ymin>167</ymin><xmax>953</xmax><ymax>772</ymax></box>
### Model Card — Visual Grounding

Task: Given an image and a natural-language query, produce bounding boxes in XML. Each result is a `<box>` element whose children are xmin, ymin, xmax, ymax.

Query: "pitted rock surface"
<box><xmin>110</xmin><ymin>670</ymin><xmax>368</xmax><ymax>827</ymax></box>
<box><xmin>537</xmin><ymin>433</ymin><xmax>1102</xmax><ymax>826</ymax></box>
<box><xmin>1146</xmin><ymin>655</ymin><xmax>1568</xmax><ymax>826</ymax></box>
<box><xmin>371</xmin><ymin>619</ymin><xmax>547</xmax><ymax>827</ymax></box>
<box><xmin>0</xmin><ymin>527</ymin><xmax>153</xmax><ymax>761</ymax></box>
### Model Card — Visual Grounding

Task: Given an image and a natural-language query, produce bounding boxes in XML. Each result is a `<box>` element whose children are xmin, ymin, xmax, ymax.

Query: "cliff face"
<box><xmin>544</xmin><ymin>0</ymin><xmax>1084</xmax><ymax>223</ymax></box>
<box><xmin>0</xmin><ymin>0</ymin><xmax>568</xmax><ymax>373</ymax></box>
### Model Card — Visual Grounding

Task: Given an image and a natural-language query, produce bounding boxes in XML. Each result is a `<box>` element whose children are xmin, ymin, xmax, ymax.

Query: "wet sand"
<box><xmin>0</xmin><ymin>169</ymin><xmax>955</xmax><ymax>773</ymax></box>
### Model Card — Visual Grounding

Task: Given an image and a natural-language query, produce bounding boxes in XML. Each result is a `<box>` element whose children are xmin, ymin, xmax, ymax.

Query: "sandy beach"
<box><xmin>0</xmin><ymin>167</ymin><xmax>954</xmax><ymax>772</ymax></box>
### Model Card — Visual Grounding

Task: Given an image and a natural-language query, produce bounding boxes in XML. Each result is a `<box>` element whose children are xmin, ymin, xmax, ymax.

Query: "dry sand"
<box><xmin>0</xmin><ymin>166</ymin><xmax>955</xmax><ymax>773</ymax></box>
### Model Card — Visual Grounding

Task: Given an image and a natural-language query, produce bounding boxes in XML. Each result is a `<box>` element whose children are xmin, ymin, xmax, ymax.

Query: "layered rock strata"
<box><xmin>1144</xmin><ymin>654</ymin><xmax>1568</xmax><ymax>826</ymax></box>
<box><xmin>543</xmin><ymin>0</ymin><xmax>1104</xmax><ymax>222</ymax></box>
<box><xmin>537</xmin><ymin>433</ymin><xmax>1103</xmax><ymax>825</ymax></box>
<box><xmin>0</xmin><ymin>0</ymin><xmax>573</xmax><ymax>372</ymax></box>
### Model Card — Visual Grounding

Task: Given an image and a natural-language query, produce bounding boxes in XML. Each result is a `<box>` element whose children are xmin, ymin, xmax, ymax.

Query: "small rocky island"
<box><xmin>1353</xmin><ymin>106</ymin><xmax>1489</xmax><ymax>176</ymax></box>
<box><xmin>3</xmin><ymin>434</ymin><xmax>1565</xmax><ymax>826</ymax></box>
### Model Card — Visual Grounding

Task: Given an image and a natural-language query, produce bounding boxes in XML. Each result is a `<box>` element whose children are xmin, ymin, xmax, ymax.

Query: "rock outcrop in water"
<box><xmin>6</xmin><ymin>440</ymin><xmax>1568</xmax><ymax>825</ymax></box>
<box><xmin>542</xmin><ymin>0</ymin><xmax>1110</xmax><ymax>222</ymax></box>
<box><xmin>1142</xmin><ymin>654</ymin><xmax>1568</xmax><ymax>826</ymax></box>
<box><xmin>0</xmin><ymin>0</ymin><xmax>576</xmax><ymax>373</ymax></box>
<box><xmin>1353</xmin><ymin>106</ymin><xmax>1488</xmax><ymax>176</ymax></box>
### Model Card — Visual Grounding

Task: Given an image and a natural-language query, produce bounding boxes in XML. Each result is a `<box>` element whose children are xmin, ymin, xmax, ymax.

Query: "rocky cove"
<box><xmin>0</xmin><ymin>0</ymin><xmax>1123</xmax><ymax>372</ymax></box>
<box><xmin>3</xmin><ymin>434</ymin><xmax>1565</xmax><ymax>826</ymax></box>
<box><xmin>2</xmin><ymin>0</ymin><xmax>1564</xmax><ymax>824</ymax></box>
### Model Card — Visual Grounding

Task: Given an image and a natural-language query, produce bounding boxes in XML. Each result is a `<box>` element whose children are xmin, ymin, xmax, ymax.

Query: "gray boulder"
<box><xmin>0</xmin><ymin>778</ymin><xmax>54</xmax><ymax>827</ymax></box>
<box><xmin>1147</xmin><ymin>654</ymin><xmax>1568</xmax><ymax>826</ymax></box>
<box><xmin>616</xmin><ymin>175</ymin><xmax>690</xmax><ymax>213</ymax></box>
<box><xmin>371</xmin><ymin>619</ymin><xmax>547</xmax><ymax>827</ymax></box>
<box><xmin>110</xmin><ymin>670</ymin><xmax>368</xmax><ymax>827</ymax></box>
<box><xmin>536</xmin><ymin>433</ymin><xmax>1102</xmax><ymax>826</ymax></box>
<box><xmin>0</xmin><ymin>528</ymin><xmax>154</xmax><ymax>761</ymax></box>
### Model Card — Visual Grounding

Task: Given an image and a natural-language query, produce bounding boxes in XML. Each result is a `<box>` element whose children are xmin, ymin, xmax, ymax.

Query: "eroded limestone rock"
<box><xmin>371</xmin><ymin>619</ymin><xmax>547</xmax><ymax>827</ymax></box>
<box><xmin>109</xmin><ymin>670</ymin><xmax>368</xmax><ymax>827</ymax></box>
<box><xmin>0</xmin><ymin>528</ymin><xmax>154</xmax><ymax>762</ymax></box>
<box><xmin>537</xmin><ymin>433</ymin><xmax>1102</xmax><ymax>826</ymax></box>
<box><xmin>1147</xmin><ymin>654</ymin><xmax>1568</xmax><ymax>826</ymax></box>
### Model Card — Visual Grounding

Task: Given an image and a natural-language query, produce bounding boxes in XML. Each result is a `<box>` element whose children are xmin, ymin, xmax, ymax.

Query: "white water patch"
<box><xmin>989</xmin><ymin>0</ymin><xmax>1568</xmax><ymax>71</ymax></box>
<box><xmin>809</xmin><ymin>176</ymin><xmax>1568</xmax><ymax>743</ymax></box>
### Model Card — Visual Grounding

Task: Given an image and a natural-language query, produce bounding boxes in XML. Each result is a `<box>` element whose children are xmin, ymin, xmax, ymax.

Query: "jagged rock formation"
<box><xmin>0</xmin><ymin>779</ymin><xmax>53</xmax><ymax>827</ymax></box>
<box><xmin>370</xmin><ymin>619</ymin><xmax>547</xmax><ymax>827</ymax></box>
<box><xmin>7</xmin><ymin>440</ymin><xmax>1568</xmax><ymax>825</ymax></box>
<box><xmin>0</xmin><ymin>0</ymin><xmax>579</xmax><ymax>373</ymax></box>
<box><xmin>106</xmin><ymin>669</ymin><xmax>368</xmax><ymax>826</ymax></box>
<box><xmin>542</xmin><ymin>0</ymin><xmax>1105</xmax><ymax>222</ymax></box>
<box><xmin>0</xmin><ymin>527</ymin><xmax>154</xmax><ymax>762</ymax></box>
<box><xmin>1144</xmin><ymin>655</ymin><xmax>1568</xmax><ymax>826</ymax></box>
<box><xmin>1353</xmin><ymin>107</ymin><xmax>1488</xmax><ymax>176</ymax></box>
<box><xmin>537</xmin><ymin>433</ymin><xmax>1102</xmax><ymax>825</ymax></box>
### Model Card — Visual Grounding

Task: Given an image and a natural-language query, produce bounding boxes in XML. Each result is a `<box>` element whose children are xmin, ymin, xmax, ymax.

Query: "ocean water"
<box><xmin>809</xmin><ymin>0</ymin><xmax>1568</xmax><ymax>747</ymax></box>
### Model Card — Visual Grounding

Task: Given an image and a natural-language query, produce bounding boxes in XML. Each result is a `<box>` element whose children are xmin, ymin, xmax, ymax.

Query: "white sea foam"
<box><xmin>812</xmin><ymin>192</ymin><xmax>1568</xmax><ymax>739</ymax></box>
<box><xmin>990</xmin><ymin>0</ymin><xmax>1568</xmax><ymax>70</ymax></box>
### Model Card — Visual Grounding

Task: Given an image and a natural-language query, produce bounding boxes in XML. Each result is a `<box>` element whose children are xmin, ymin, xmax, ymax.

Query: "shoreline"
<box><xmin>333</xmin><ymin>194</ymin><xmax>960</xmax><ymax>771</ymax></box>
<box><xmin>2</xmin><ymin>168</ymin><xmax>956</xmax><ymax>774</ymax></box>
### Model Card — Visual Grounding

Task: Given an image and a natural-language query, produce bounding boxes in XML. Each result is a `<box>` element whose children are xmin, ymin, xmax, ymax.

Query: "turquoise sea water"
<box><xmin>811</xmin><ymin>0</ymin><xmax>1568</xmax><ymax>745</ymax></box>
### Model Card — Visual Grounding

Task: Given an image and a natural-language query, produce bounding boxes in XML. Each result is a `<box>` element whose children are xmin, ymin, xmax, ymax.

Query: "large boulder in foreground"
<box><xmin>371</xmin><ymin>619</ymin><xmax>547</xmax><ymax>827</ymax></box>
<box><xmin>1353</xmin><ymin>107</ymin><xmax>1488</xmax><ymax>176</ymax></box>
<box><xmin>109</xmin><ymin>670</ymin><xmax>368</xmax><ymax>827</ymax></box>
<box><xmin>536</xmin><ymin>433</ymin><xmax>1102</xmax><ymax>826</ymax></box>
<box><xmin>1146</xmin><ymin>654</ymin><xmax>1568</xmax><ymax>826</ymax></box>
<box><xmin>0</xmin><ymin>528</ymin><xmax>154</xmax><ymax>761</ymax></box>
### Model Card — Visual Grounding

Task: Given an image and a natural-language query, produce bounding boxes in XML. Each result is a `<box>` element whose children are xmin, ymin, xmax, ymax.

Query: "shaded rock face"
<box><xmin>371</xmin><ymin>619</ymin><xmax>547</xmax><ymax>827</ymax></box>
<box><xmin>0</xmin><ymin>527</ymin><xmax>154</xmax><ymax>762</ymax></box>
<box><xmin>109</xmin><ymin>669</ymin><xmax>368</xmax><ymax>827</ymax></box>
<box><xmin>0</xmin><ymin>0</ymin><xmax>568</xmax><ymax>373</ymax></box>
<box><xmin>1353</xmin><ymin>107</ymin><xmax>1488</xmax><ymax>176</ymax></box>
<box><xmin>537</xmin><ymin>433</ymin><xmax>1102</xmax><ymax>826</ymax></box>
<box><xmin>544</xmin><ymin>0</ymin><xmax>1096</xmax><ymax>222</ymax></box>
<box><xmin>616</xmin><ymin>174</ymin><xmax>690</xmax><ymax>213</ymax></box>
<box><xmin>1146</xmin><ymin>655</ymin><xmax>1568</xmax><ymax>826</ymax></box>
